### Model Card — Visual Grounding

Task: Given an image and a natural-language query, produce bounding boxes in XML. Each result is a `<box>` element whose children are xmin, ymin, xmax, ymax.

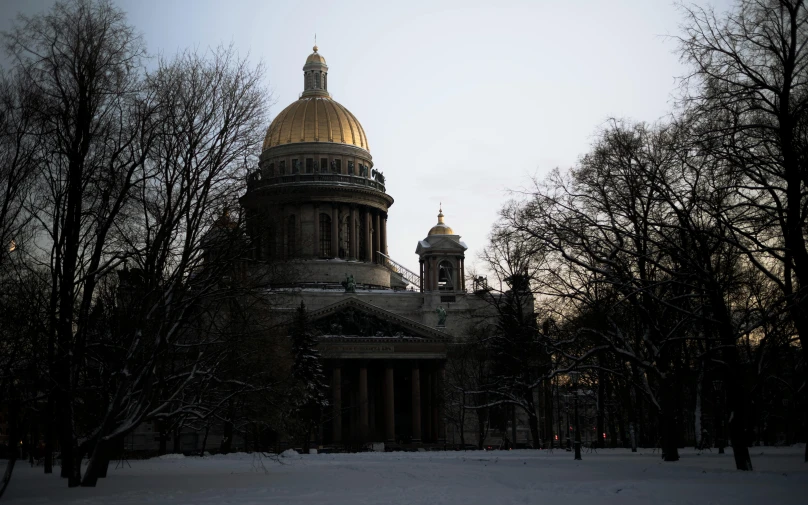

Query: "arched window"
<box><xmin>323</xmin><ymin>73</ymin><xmax>327</xmax><ymax>90</ymax></box>
<box><xmin>315</xmin><ymin>72</ymin><xmax>321</xmax><ymax>89</ymax></box>
<box><xmin>438</xmin><ymin>260</ymin><xmax>454</xmax><ymax>291</ymax></box>
<box><xmin>319</xmin><ymin>213</ymin><xmax>332</xmax><ymax>258</ymax></box>
<box><xmin>287</xmin><ymin>215</ymin><xmax>296</xmax><ymax>257</ymax></box>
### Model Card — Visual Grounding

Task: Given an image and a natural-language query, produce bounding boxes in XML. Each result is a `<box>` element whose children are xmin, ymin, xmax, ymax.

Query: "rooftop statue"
<box><xmin>435</xmin><ymin>305</ymin><xmax>447</xmax><ymax>327</ymax></box>
<box><xmin>342</xmin><ymin>274</ymin><xmax>356</xmax><ymax>293</ymax></box>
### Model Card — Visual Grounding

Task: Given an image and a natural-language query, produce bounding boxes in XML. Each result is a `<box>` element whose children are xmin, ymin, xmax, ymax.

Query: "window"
<box><xmin>319</xmin><ymin>213</ymin><xmax>332</xmax><ymax>258</ymax></box>
<box><xmin>348</xmin><ymin>161</ymin><xmax>354</xmax><ymax>175</ymax></box>
<box><xmin>268</xmin><ymin>163</ymin><xmax>275</xmax><ymax>177</ymax></box>
<box><xmin>335</xmin><ymin>159</ymin><xmax>341</xmax><ymax>173</ymax></box>
<box><xmin>438</xmin><ymin>260</ymin><xmax>454</xmax><ymax>291</ymax></box>
<box><xmin>323</xmin><ymin>73</ymin><xmax>327</xmax><ymax>90</ymax></box>
<box><xmin>287</xmin><ymin>215</ymin><xmax>296</xmax><ymax>257</ymax></box>
<box><xmin>292</xmin><ymin>159</ymin><xmax>300</xmax><ymax>173</ymax></box>
<box><xmin>315</xmin><ymin>72</ymin><xmax>321</xmax><ymax>89</ymax></box>
<box><xmin>320</xmin><ymin>158</ymin><xmax>328</xmax><ymax>172</ymax></box>
<box><xmin>306</xmin><ymin>158</ymin><xmax>314</xmax><ymax>173</ymax></box>
<box><xmin>279</xmin><ymin>160</ymin><xmax>286</xmax><ymax>175</ymax></box>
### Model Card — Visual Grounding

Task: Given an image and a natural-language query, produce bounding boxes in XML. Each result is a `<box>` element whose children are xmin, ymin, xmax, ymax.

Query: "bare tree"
<box><xmin>678</xmin><ymin>3</ymin><xmax>808</xmax><ymax>449</ymax></box>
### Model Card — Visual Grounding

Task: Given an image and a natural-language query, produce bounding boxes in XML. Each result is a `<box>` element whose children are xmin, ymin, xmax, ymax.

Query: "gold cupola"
<box><xmin>262</xmin><ymin>46</ymin><xmax>369</xmax><ymax>152</ymax></box>
<box><xmin>428</xmin><ymin>206</ymin><xmax>455</xmax><ymax>236</ymax></box>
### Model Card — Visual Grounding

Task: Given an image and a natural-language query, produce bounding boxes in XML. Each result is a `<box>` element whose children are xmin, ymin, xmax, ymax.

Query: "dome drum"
<box><xmin>242</xmin><ymin>46</ymin><xmax>395</xmax><ymax>288</ymax></box>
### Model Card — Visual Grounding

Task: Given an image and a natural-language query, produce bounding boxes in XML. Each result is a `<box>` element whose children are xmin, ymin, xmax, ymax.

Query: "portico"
<box><xmin>311</xmin><ymin>297</ymin><xmax>448</xmax><ymax>446</ymax></box>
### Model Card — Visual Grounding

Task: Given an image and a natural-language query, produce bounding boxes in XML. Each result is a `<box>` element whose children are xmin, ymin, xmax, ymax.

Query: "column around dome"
<box><xmin>331</xmin><ymin>204</ymin><xmax>339</xmax><ymax>258</ymax></box>
<box><xmin>373</xmin><ymin>212</ymin><xmax>380</xmax><ymax>264</ymax></box>
<box><xmin>350</xmin><ymin>206</ymin><xmax>358</xmax><ymax>260</ymax></box>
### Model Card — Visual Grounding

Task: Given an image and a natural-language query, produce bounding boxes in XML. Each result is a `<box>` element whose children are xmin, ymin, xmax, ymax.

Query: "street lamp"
<box><xmin>569</xmin><ymin>371</ymin><xmax>582</xmax><ymax>461</ymax></box>
<box><xmin>713</xmin><ymin>379</ymin><xmax>724</xmax><ymax>454</ymax></box>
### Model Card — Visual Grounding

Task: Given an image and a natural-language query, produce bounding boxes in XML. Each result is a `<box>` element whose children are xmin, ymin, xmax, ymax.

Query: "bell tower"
<box><xmin>415</xmin><ymin>206</ymin><xmax>467</xmax><ymax>292</ymax></box>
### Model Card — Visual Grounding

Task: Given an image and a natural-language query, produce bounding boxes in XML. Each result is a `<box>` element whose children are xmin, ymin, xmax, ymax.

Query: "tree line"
<box><xmin>447</xmin><ymin>0</ymin><xmax>807</xmax><ymax>471</ymax></box>
<box><xmin>0</xmin><ymin>0</ymin><xmax>328</xmax><ymax>492</ymax></box>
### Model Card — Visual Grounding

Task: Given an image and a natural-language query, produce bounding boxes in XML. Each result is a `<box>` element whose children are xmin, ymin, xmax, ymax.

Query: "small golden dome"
<box><xmin>263</xmin><ymin>96</ymin><xmax>369</xmax><ymax>151</ymax></box>
<box><xmin>428</xmin><ymin>206</ymin><xmax>455</xmax><ymax>235</ymax></box>
<box><xmin>306</xmin><ymin>46</ymin><xmax>326</xmax><ymax>65</ymax></box>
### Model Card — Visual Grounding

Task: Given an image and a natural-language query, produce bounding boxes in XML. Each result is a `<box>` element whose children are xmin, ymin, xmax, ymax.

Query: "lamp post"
<box><xmin>713</xmin><ymin>379</ymin><xmax>724</xmax><ymax>454</ymax></box>
<box><xmin>569</xmin><ymin>371</ymin><xmax>582</xmax><ymax>460</ymax></box>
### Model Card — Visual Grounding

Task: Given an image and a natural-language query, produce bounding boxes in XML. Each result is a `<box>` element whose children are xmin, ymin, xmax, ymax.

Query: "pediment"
<box><xmin>308</xmin><ymin>296</ymin><xmax>447</xmax><ymax>342</ymax></box>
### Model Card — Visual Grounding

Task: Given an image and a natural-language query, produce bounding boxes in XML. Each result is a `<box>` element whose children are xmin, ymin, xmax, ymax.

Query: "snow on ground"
<box><xmin>2</xmin><ymin>447</ymin><xmax>806</xmax><ymax>505</ymax></box>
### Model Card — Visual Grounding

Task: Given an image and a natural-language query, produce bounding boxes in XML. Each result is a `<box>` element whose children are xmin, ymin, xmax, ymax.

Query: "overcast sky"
<box><xmin>1</xmin><ymin>0</ymin><xmax>732</xmax><ymax>275</ymax></box>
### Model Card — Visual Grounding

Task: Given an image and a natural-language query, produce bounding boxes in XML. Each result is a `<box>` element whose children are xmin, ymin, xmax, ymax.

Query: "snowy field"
<box><xmin>2</xmin><ymin>447</ymin><xmax>806</xmax><ymax>505</ymax></box>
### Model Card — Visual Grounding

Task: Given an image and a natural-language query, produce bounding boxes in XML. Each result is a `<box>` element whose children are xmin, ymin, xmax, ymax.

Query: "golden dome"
<box><xmin>428</xmin><ymin>206</ymin><xmax>455</xmax><ymax>235</ymax></box>
<box><xmin>262</xmin><ymin>96</ymin><xmax>369</xmax><ymax>151</ymax></box>
<box><xmin>306</xmin><ymin>45</ymin><xmax>326</xmax><ymax>65</ymax></box>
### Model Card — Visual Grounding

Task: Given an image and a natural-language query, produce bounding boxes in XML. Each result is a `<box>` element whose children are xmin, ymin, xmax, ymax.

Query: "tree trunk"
<box><xmin>660</xmin><ymin>378</ymin><xmax>680</xmax><ymax>462</ymax></box>
<box><xmin>695</xmin><ymin>362</ymin><xmax>704</xmax><ymax>449</ymax></box>
<box><xmin>544</xmin><ymin>381</ymin><xmax>554</xmax><ymax>448</ymax></box>
<box><xmin>527</xmin><ymin>405</ymin><xmax>540</xmax><ymax>449</ymax></box>
<box><xmin>0</xmin><ymin>380</ymin><xmax>18</xmax><ymax>500</ymax></box>
<box><xmin>173</xmin><ymin>427</ymin><xmax>181</xmax><ymax>454</ymax></box>
<box><xmin>158</xmin><ymin>423</ymin><xmax>167</xmax><ymax>456</ymax></box>
<box><xmin>200</xmin><ymin>426</ymin><xmax>210</xmax><ymax>457</ymax></box>
<box><xmin>220</xmin><ymin>421</ymin><xmax>233</xmax><ymax>454</ymax></box>
<box><xmin>81</xmin><ymin>438</ymin><xmax>111</xmax><ymax>487</ymax></box>
<box><xmin>476</xmin><ymin>408</ymin><xmax>487</xmax><ymax>450</ymax></box>
<box><xmin>597</xmin><ymin>367</ymin><xmax>605</xmax><ymax>448</ymax></box>
<box><xmin>459</xmin><ymin>392</ymin><xmax>466</xmax><ymax>448</ymax></box>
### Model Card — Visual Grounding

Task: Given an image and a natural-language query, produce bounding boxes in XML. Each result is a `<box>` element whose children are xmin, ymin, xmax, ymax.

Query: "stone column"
<box><xmin>281</xmin><ymin>209</ymin><xmax>288</xmax><ymax>259</ymax></box>
<box><xmin>312</xmin><ymin>204</ymin><xmax>320</xmax><ymax>257</ymax></box>
<box><xmin>364</xmin><ymin>209</ymin><xmax>372</xmax><ymax>263</ymax></box>
<box><xmin>459</xmin><ymin>257</ymin><xmax>465</xmax><ymax>291</ymax></box>
<box><xmin>385</xmin><ymin>366</ymin><xmax>395</xmax><ymax>442</ymax></box>
<box><xmin>369</xmin><ymin>377</ymin><xmax>376</xmax><ymax>438</ymax></box>
<box><xmin>431</xmin><ymin>366</ymin><xmax>439</xmax><ymax>444</ymax></box>
<box><xmin>350</xmin><ymin>206</ymin><xmax>358</xmax><ymax>260</ymax></box>
<box><xmin>332</xmin><ymin>366</ymin><xmax>342</xmax><ymax>443</ymax></box>
<box><xmin>411</xmin><ymin>363</ymin><xmax>421</xmax><ymax>443</ymax></box>
<box><xmin>419</xmin><ymin>261</ymin><xmax>424</xmax><ymax>292</ymax></box>
<box><xmin>331</xmin><ymin>204</ymin><xmax>339</xmax><ymax>258</ymax></box>
<box><xmin>424</xmin><ymin>368</ymin><xmax>433</xmax><ymax>442</ymax></box>
<box><xmin>437</xmin><ymin>363</ymin><xmax>446</xmax><ymax>443</ymax></box>
<box><xmin>379</xmin><ymin>215</ymin><xmax>386</xmax><ymax>257</ymax></box>
<box><xmin>372</xmin><ymin>212</ymin><xmax>380</xmax><ymax>263</ymax></box>
<box><xmin>359</xmin><ymin>365</ymin><xmax>369</xmax><ymax>439</ymax></box>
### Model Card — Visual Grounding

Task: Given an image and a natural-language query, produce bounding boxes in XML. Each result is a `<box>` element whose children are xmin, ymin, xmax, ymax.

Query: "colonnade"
<box><xmin>330</xmin><ymin>360</ymin><xmax>445</xmax><ymax>445</ymax></box>
<box><xmin>259</xmin><ymin>203</ymin><xmax>387</xmax><ymax>262</ymax></box>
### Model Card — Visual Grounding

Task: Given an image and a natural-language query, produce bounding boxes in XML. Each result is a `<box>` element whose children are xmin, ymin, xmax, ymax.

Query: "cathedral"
<box><xmin>239</xmin><ymin>45</ymin><xmax>497</xmax><ymax>447</ymax></box>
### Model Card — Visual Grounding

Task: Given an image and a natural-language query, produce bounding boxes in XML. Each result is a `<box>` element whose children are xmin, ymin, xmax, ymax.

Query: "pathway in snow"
<box><xmin>2</xmin><ymin>447</ymin><xmax>806</xmax><ymax>504</ymax></box>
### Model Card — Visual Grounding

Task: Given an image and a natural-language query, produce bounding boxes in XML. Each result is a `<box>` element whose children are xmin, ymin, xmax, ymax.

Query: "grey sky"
<box><xmin>1</xmin><ymin>0</ymin><xmax>732</xmax><ymax>275</ymax></box>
